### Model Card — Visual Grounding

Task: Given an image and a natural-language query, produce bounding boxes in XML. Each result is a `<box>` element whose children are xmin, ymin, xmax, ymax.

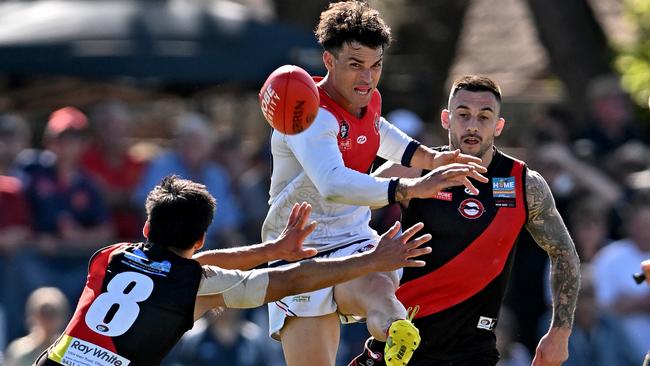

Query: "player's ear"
<box><xmin>194</xmin><ymin>233</ymin><xmax>206</xmax><ymax>252</ymax></box>
<box><xmin>494</xmin><ymin>117</ymin><xmax>505</xmax><ymax>137</ymax></box>
<box><xmin>142</xmin><ymin>221</ymin><xmax>150</xmax><ymax>239</ymax></box>
<box><xmin>441</xmin><ymin>109</ymin><xmax>451</xmax><ymax>130</ymax></box>
<box><xmin>323</xmin><ymin>51</ymin><xmax>335</xmax><ymax>73</ymax></box>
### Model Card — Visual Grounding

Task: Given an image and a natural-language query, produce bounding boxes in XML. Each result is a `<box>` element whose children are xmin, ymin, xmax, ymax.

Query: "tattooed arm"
<box><xmin>525</xmin><ymin>169</ymin><xmax>580</xmax><ymax>366</ymax></box>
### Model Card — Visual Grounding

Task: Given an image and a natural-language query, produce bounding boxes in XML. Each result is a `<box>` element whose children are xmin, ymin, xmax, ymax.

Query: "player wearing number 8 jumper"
<box><xmin>34</xmin><ymin>175</ymin><xmax>433</xmax><ymax>366</ymax></box>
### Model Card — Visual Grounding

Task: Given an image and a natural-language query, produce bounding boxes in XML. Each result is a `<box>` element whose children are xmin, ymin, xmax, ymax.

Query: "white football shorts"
<box><xmin>268</xmin><ymin>239</ymin><xmax>386</xmax><ymax>341</ymax></box>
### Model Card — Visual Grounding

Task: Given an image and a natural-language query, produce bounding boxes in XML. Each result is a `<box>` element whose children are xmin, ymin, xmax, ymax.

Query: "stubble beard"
<box><xmin>449</xmin><ymin>133</ymin><xmax>493</xmax><ymax>159</ymax></box>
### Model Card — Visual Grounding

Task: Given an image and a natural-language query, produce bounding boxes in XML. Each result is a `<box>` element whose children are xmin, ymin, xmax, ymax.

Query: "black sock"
<box><xmin>348</xmin><ymin>337</ymin><xmax>387</xmax><ymax>366</ymax></box>
<box><xmin>368</xmin><ymin>338</ymin><xmax>386</xmax><ymax>353</ymax></box>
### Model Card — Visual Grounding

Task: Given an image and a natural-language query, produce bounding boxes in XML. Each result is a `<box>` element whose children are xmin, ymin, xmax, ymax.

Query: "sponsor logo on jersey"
<box><xmin>122</xmin><ymin>249</ymin><xmax>171</xmax><ymax>277</ymax></box>
<box><xmin>458</xmin><ymin>198</ymin><xmax>485</xmax><ymax>219</ymax></box>
<box><xmin>433</xmin><ymin>191</ymin><xmax>453</xmax><ymax>201</ymax></box>
<box><xmin>492</xmin><ymin>176</ymin><xmax>516</xmax><ymax>207</ymax></box>
<box><xmin>357</xmin><ymin>135</ymin><xmax>367</xmax><ymax>144</ymax></box>
<box><xmin>477</xmin><ymin>316</ymin><xmax>497</xmax><ymax>331</ymax></box>
<box><xmin>49</xmin><ymin>335</ymin><xmax>131</xmax><ymax>366</ymax></box>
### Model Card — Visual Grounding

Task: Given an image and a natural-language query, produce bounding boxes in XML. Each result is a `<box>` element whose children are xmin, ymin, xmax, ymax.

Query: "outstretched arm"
<box><xmin>193</xmin><ymin>203</ymin><xmax>318</xmax><ymax>270</ymax></box>
<box><xmin>194</xmin><ymin>221</ymin><xmax>432</xmax><ymax>318</ymax></box>
<box><xmin>263</xmin><ymin>221</ymin><xmax>430</xmax><ymax>302</ymax></box>
<box><xmin>525</xmin><ymin>169</ymin><xmax>580</xmax><ymax>366</ymax></box>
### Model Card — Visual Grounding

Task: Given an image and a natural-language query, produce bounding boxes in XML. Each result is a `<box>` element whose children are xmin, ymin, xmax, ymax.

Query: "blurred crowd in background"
<box><xmin>0</xmin><ymin>72</ymin><xmax>648</xmax><ymax>366</ymax></box>
<box><xmin>0</xmin><ymin>0</ymin><xmax>649</xmax><ymax>365</ymax></box>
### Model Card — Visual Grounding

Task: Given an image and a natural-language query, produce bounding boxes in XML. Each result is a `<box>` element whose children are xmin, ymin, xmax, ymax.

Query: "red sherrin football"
<box><xmin>259</xmin><ymin>65</ymin><xmax>320</xmax><ymax>135</ymax></box>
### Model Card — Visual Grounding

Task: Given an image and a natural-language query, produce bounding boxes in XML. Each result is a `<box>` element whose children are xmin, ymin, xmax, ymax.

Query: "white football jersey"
<box><xmin>261</xmin><ymin>107</ymin><xmax>414</xmax><ymax>252</ymax></box>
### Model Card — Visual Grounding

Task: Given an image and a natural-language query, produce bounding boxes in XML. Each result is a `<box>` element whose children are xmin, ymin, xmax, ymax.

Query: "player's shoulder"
<box><xmin>89</xmin><ymin>242</ymin><xmax>133</xmax><ymax>265</ymax></box>
<box><xmin>304</xmin><ymin>107</ymin><xmax>339</xmax><ymax>133</ymax></box>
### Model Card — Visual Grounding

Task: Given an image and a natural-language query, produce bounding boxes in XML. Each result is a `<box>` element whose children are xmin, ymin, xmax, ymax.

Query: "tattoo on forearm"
<box><xmin>396</xmin><ymin>181</ymin><xmax>408</xmax><ymax>202</ymax></box>
<box><xmin>525</xmin><ymin>170</ymin><xmax>580</xmax><ymax>329</ymax></box>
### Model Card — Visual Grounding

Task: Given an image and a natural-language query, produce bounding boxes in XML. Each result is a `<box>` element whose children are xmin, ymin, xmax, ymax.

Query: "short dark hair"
<box><xmin>145</xmin><ymin>175</ymin><xmax>216</xmax><ymax>250</ymax></box>
<box><xmin>450</xmin><ymin>75</ymin><xmax>502</xmax><ymax>103</ymax></box>
<box><xmin>315</xmin><ymin>1</ymin><xmax>392</xmax><ymax>55</ymax></box>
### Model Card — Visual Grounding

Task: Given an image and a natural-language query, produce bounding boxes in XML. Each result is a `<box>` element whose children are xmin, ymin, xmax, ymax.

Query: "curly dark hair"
<box><xmin>145</xmin><ymin>175</ymin><xmax>216</xmax><ymax>250</ymax></box>
<box><xmin>315</xmin><ymin>1</ymin><xmax>392</xmax><ymax>55</ymax></box>
<box><xmin>450</xmin><ymin>75</ymin><xmax>502</xmax><ymax>102</ymax></box>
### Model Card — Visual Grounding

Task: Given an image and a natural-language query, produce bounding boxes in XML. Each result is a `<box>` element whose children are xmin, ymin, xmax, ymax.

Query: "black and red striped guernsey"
<box><xmin>44</xmin><ymin>242</ymin><xmax>202</xmax><ymax>366</ymax></box>
<box><xmin>396</xmin><ymin>147</ymin><xmax>528</xmax><ymax>360</ymax></box>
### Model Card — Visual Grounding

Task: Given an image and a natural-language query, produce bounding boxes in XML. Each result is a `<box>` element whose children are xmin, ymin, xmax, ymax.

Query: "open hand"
<box><xmin>432</xmin><ymin>149</ymin><xmax>483</xmax><ymax>169</ymax></box>
<box><xmin>273</xmin><ymin>202</ymin><xmax>318</xmax><ymax>261</ymax></box>
<box><xmin>411</xmin><ymin>162</ymin><xmax>488</xmax><ymax>198</ymax></box>
<box><xmin>369</xmin><ymin>221</ymin><xmax>432</xmax><ymax>272</ymax></box>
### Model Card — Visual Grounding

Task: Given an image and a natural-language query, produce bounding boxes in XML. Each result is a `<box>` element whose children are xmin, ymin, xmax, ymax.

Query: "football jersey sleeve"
<box><xmin>377</xmin><ymin>116</ymin><xmax>418</xmax><ymax>163</ymax></box>
<box><xmin>285</xmin><ymin>109</ymin><xmax>392</xmax><ymax>207</ymax></box>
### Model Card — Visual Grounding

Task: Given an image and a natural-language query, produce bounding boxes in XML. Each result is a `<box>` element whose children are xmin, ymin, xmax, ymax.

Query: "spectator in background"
<box><xmin>577</xmin><ymin>74</ymin><xmax>642</xmax><ymax>159</ymax></box>
<box><xmin>567</xmin><ymin>200</ymin><xmax>612</xmax><ymax>263</ymax></box>
<box><xmin>236</xmin><ymin>144</ymin><xmax>272</xmax><ymax>243</ymax></box>
<box><xmin>0</xmin><ymin>113</ymin><xmax>32</xmax><ymax>349</ymax></box>
<box><xmin>540</xmin><ymin>266</ymin><xmax>637</xmax><ymax>366</ymax></box>
<box><xmin>532</xmin><ymin>142</ymin><xmax>623</xmax><ymax>210</ymax></box>
<box><xmin>13</xmin><ymin>107</ymin><xmax>112</xmax><ymax>318</ymax></box>
<box><xmin>17</xmin><ymin>106</ymin><xmax>113</xmax><ymax>251</ymax></box>
<box><xmin>0</xmin><ymin>113</ymin><xmax>29</xmax><ymax>178</ymax></box>
<box><xmin>592</xmin><ymin>198</ymin><xmax>650</xmax><ymax>361</ymax></box>
<box><xmin>163</xmin><ymin>308</ymin><xmax>284</xmax><ymax>366</ymax></box>
<box><xmin>604</xmin><ymin>141</ymin><xmax>650</xmax><ymax>196</ymax></box>
<box><xmin>81</xmin><ymin>100</ymin><xmax>144</xmax><ymax>241</ymax></box>
<box><xmin>135</xmin><ymin>112</ymin><xmax>242</xmax><ymax>248</ymax></box>
<box><xmin>527</xmin><ymin>106</ymin><xmax>571</xmax><ymax>146</ymax></box>
<box><xmin>0</xmin><ymin>113</ymin><xmax>31</xmax><ymax>258</ymax></box>
<box><xmin>4</xmin><ymin>287</ymin><xmax>69</xmax><ymax>366</ymax></box>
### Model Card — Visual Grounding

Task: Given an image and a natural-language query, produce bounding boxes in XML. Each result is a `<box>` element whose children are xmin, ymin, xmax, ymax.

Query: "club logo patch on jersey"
<box><xmin>458</xmin><ymin>198</ymin><xmax>485</xmax><ymax>219</ymax></box>
<box><xmin>492</xmin><ymin>177</ymin><xmax>516</xmax><ymax>207</ymax></box>
<box><xmin>339</xmin><ymin>121</ymin><xmax>350</xmax><ymax>138</ymax></box>
<box><xmin>477</xmin><ymin>316</ymin><xmax>497</xmax><ymax>331</ymax></box>
<box><xmin>338</xmin><ymin>121</ymin><xmax>352</xmax><ymax>151</ymax></box>
<box><xmin>357</xmin><ymin>135</ymin><xmax>367</xmax><ymax>144</ymax></box>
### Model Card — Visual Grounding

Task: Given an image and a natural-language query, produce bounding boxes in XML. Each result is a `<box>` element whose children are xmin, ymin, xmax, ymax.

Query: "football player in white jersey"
<box><xmin>262</xmin><ymin>2</ymin><xmax>488</xmax><ymax>365</ymax></box>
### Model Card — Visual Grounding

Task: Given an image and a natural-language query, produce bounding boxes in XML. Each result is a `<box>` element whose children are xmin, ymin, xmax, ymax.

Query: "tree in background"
<box><xmin>616</xmin><ymin>0</ymin><xmax>650</xmax><ymax>109</ymax></box>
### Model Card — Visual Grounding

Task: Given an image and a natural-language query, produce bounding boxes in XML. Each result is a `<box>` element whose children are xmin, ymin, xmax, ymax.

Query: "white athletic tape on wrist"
<box><xmin>198</xmin><ymin>266</ymin><xmax>269</xmax><ymax>308</ymax></box>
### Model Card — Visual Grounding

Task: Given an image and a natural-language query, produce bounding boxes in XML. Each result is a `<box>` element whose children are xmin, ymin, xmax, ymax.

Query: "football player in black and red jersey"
<box><xmin>34</xmin><ymin>175</ymin><xmax>433</xmax><ymax>366</ymax></box>
<box><xmin>350</xmin><ymin>75</ymin><xmax>580</xmax><ymax>366</ymax></box>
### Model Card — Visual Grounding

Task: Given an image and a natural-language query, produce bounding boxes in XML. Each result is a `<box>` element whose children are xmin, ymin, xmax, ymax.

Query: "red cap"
<box><xmin>46</xmin><ymin>107</ymin><xmax>88</xmax><ymax>136</ymax></box>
